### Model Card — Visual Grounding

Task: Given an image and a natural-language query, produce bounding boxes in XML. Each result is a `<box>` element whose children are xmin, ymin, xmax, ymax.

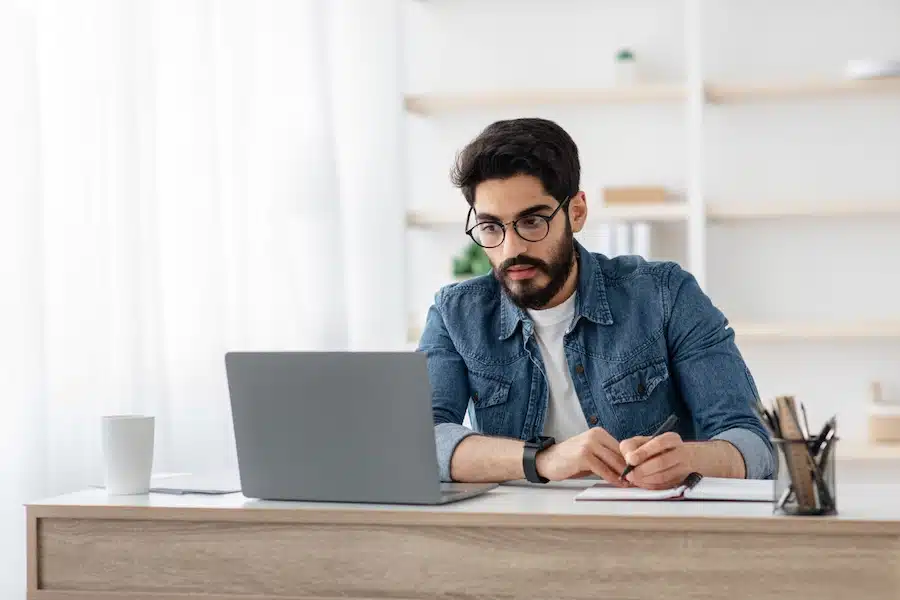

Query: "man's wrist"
<box><xmin>685</xmin><ymin>440</ymin><xmax>746</xmax><ymax>479</ymax></box>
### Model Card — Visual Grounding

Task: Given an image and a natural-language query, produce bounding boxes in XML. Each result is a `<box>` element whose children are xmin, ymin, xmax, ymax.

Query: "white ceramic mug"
<box><xmin>102</xmin><ymin>415</ymin><xmax>155</xmax><ymax>495</ymax></box>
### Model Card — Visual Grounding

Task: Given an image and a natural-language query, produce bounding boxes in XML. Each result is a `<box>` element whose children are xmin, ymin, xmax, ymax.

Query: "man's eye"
<box><xmin>479</xmin><ymin>223</ymin><xmax>500</xmax><ymax>233</ymax></box>
<box><xmin>519</xmin><ymin>216</ymin><xmax>544</xmax><ymax>229</ymax></box>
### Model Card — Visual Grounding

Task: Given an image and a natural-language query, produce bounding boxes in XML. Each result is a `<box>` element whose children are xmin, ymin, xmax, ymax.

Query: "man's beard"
<box><xmin>494</xmin><ymin>230</ymin><xmax>576</xmax><ymax>311</ymax></box>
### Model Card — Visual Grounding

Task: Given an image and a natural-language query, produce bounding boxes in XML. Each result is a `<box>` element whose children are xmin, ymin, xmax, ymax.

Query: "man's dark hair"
<box><xmin>450</xmin><ymin>117</ymin><xmax>580</xmax><ymax>207</ymax></box>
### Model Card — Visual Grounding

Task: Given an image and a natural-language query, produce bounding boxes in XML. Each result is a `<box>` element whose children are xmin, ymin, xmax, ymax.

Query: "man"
<box><xmin>417</xmin><ymin>117</ymin><xmax>774</xmax><ymax>490</ymax></box>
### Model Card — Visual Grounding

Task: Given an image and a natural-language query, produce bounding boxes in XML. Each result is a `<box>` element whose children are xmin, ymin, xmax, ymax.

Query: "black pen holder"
<box><xmin>772</xmin><ymin>437</ymin><xmax>838</xmax><ymax>516</ymax></box>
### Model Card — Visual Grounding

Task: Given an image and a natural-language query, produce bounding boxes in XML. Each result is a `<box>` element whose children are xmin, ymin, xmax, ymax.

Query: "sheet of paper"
<box><xmin>685</xmin><ymin>477</ymin><xmax>773</xmax><ymax>502</ymax></box>
<box><xmin>574</xmin><ymin>482</ymin><xmax>686</xmax><ymax>501</ymax></box>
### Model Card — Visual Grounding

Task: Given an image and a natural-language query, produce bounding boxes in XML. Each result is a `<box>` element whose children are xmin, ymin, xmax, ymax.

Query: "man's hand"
<box><xmin>535</xmin><ymin>428</ymin><xmax>629</xmax><ymax>486</ymax></box>
<box><xmin>619</xmin><ymin>432</ymin><xmax>692</xmax><ymax>490</ymax></box>
<box><xmin>619</xmin><ymin>434</ymin><xmax>747</xmax><ymax>489</ymax></box>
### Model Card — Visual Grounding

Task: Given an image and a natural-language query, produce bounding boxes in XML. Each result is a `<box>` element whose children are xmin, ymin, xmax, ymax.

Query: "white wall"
<box><xmin>402</xmin><ymin>0</ymin><xmax>900</xmax><ymax>444</ymax></box>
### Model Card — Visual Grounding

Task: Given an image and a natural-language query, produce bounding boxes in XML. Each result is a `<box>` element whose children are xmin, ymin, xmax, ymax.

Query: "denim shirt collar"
<box><xmin>498</xmin><ymin>240</ymin><xmax>614</xmax><ymax>340</ymax></box>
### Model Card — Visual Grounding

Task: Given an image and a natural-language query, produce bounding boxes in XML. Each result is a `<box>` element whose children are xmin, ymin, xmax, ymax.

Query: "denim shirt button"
<box><xmin>575</xmin><ymin>364</ymin><xmax>585</xmax><ymax>375</ymax></box>
<box><xmin>589</xmin><ymin>415</ymin><xmax>599</xmax><ymax>425</ymax></box>
<box><xmin>637</xmin><ymin>382</ymin><xmax>646</xmax><ymax>394</ymax></box>
<box><xmin>472</xmin><ymin>392</ymin><xmax>479</xmax><ymax>403</ymax></box>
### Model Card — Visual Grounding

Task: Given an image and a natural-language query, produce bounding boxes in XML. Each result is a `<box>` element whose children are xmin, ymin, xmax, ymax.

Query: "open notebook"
<box><xmin>574</xmin><ymin>473</ymin><xmax>773</xmax><ymax>502</ymax></box>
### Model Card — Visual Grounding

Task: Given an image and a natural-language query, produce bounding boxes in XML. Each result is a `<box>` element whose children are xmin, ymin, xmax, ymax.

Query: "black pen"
<box><xmin>620</xmin><ymin>414</ymin><xmax>679</xmax><ymax>481</ymax></box>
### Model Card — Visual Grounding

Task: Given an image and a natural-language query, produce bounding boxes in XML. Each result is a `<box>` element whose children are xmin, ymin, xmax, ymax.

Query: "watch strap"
<box><xmin>523</xmin><ymin>436</ymin><xmax>555</xmax><ymax>484</ymax></box>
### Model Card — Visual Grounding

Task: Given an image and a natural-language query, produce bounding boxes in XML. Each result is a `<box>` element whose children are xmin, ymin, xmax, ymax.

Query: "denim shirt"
<box><xmin>417</xmin><ymin>241</ymin><xmax>775</xmax><ymax>482</ymax></box>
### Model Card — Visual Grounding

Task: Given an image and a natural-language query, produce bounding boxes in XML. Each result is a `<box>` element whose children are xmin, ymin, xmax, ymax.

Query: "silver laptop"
<box><xmin>224</xmin><ymin>351</ymin><xmax>498</xmax><ymax>504</ymax></box>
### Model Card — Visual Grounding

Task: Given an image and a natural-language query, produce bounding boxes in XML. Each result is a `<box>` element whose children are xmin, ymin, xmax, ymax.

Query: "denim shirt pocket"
<box><xmin>601</xmin><ymin>358</ymin><xmax>672</xmax><ymax>436</ymax></box>
<box><xmin>468</xmin><ymin>370</ymin><xmax>513</xmax><ymax>435</ymax></box>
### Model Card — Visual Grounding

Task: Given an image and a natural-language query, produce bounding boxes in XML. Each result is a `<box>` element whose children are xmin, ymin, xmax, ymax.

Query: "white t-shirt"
<box><xmin>527</xmin><ymin>293</ymin><xmax>589</xmax><ymax>442</ymax></box>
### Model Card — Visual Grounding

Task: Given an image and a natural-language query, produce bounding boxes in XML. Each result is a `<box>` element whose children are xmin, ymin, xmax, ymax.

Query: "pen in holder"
<box><xmin>754</xmin><ymin>395</ymin><xmax>838</xmax><ymax>516</ymax></box>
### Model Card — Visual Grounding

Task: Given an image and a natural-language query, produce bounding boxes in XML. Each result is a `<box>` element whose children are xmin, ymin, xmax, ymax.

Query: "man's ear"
<box><xmin>568</xmin><ymin>191</ymin><xmax>588</xmax><ymax>233</ymax></box>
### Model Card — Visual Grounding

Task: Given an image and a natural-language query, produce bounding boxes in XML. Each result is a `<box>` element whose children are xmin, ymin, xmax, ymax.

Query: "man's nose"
<box><xmin>500</xmin><ymin>227</ymin><xmax>528</xmax><ymax>261</ymax></box>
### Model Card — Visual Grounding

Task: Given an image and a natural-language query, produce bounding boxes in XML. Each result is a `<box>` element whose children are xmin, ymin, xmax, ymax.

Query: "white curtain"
<box><xmin>0</xmin><ymin>0</ymin><xmax>405</xmax><ymax>596</ymax></box>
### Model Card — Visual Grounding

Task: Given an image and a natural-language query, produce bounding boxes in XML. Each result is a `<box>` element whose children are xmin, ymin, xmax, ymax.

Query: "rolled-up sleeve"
<box><xmin>712</xmin><ymin>427</ymin><xmax>774</xmax><ymax>480</ymax></box>
<box><xmin>417</xmin><ymin>291</ymin><xmax>477</xmax><ymax>482</ymax></box>
<box><xmin>664</xmin><ymin>264</ymin><xmax>775</xmax><ymax>479</ymax></box>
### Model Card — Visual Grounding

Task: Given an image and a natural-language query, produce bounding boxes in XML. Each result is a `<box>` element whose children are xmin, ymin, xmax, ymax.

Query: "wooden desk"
<box><xmin>26</xmin><ymin>481</ymin><xmax>900</xmax><ymax>600</ymax></box>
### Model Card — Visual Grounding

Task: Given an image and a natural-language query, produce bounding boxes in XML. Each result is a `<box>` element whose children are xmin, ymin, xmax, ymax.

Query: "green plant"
<box><xmin>452</xmin><ymin>241</ymin><xmax>492</xmax><ymax>278</ymax></box>
<box><xmin>615</xmin><ymin>48</ymin><xmax>635</xmax><ymax>62</ymax></box>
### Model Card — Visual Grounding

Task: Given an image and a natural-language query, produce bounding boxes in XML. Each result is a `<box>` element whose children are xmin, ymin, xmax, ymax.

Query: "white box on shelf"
<box><xmin>845</xmin><ymin>59</ymin><xmax>900</xmax><ymax>80</ymax></box>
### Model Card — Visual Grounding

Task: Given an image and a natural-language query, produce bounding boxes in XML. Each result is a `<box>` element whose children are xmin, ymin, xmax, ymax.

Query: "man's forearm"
<box><xmin>686</xmin><ymin>439</ymin><xmax>746</xmax><ymax>479</ymax></box>
<box><xmin>449</xmin><ymin>434</ymin><xmax>526</xmax><ymax>482</ymax></box>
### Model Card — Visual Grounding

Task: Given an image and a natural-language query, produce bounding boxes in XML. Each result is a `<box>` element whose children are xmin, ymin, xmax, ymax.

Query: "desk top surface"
<box><xmin>27</xmin><ymin>479</ymin><xmax>900</xmax><ymax>535</ymax></box>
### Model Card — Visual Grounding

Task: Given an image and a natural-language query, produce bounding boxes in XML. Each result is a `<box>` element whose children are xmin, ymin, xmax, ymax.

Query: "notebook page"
<box><xmin>683</xmin><ymin>477</ymin><xmax>773</xmax><ymax>502</ymax></box>
<box><xmin>574</xmin><ymin>483</ymin><xmax>686</xmax><ymax>501</ymax></box>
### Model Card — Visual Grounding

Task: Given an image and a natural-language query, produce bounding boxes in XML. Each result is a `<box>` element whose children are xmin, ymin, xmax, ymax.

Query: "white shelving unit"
<box><xmin>706</xmin><ymin>76</ymin><xmax>900</xmax><ymax>103</ymax></box>
<box><xmin>707</xmin><ymin>200</ymin><xmax>900</xmax><ymax>221</ymax></box>
<box><xmin>403</xmin><ymin>78</ymin><xmax>900</xmax><ymax>115</ymax></box>
<box><xmin>403</xmin><ymin>1</ymin><xmax>900</xmax><ymax>345</ymax></box>
<box><xmin>404</xmin><ymin>84</ymin><xmax>687</xmax><ymax>115</ymax></box>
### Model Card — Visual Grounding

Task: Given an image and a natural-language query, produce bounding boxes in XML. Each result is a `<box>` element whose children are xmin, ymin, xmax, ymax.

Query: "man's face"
<box><xmin>471</xmin><ymin>174</ymin><xmax>581</xmax><ymax>310</ymax></box>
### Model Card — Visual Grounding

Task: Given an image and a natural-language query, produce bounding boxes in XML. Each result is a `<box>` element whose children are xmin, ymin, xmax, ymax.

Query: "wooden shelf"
<box><xmin>707</xmin><ymin>201</ymin><xmax>900</xmax><ymax>221</ymax></box>
<box><xmin>707</xmin><ymin>77</ymin><xmax>900</xmax><ymax>103</ymax></box>
<box><xmin>731</xmin><ymin>322</ymin><xmax>900</xmax><ymax>341</ymax></box>
<box><xmin>837</xmin><ymin>442</ymin><xmax>900</xmax><ymax>461</ymax></box>
<box><xmin>404</xmin><ymin>85</ymin><xmax>687</xmax><ymax>115</ymax></box>
<box><xmin>407</xmin><ymin>203</ymin><xmax>690</xmax><ymax>228</ymax></box>
<box><xmin>404</xmin><ymin>79</ymin><xmax>900</xmax><ymax>115</ymax></box>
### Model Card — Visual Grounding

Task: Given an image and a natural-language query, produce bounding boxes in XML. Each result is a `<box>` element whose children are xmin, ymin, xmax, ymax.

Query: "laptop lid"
<box><xmin>225</xmin><ymin>351</ymin><xmax>443</xmax><ymax>504</ymax></box>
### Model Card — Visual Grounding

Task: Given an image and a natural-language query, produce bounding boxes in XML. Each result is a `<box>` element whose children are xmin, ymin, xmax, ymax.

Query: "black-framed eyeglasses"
<box><xmin>465</xmin><ymin>196</ymin><xmax>572</xmax><ymax>249</ymax></box>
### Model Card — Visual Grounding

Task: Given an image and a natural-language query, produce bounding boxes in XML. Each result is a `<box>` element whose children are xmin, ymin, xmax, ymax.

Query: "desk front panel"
<box><xmin>29</xmin><ymin>514</ymin><xmax>900</xmax><ymax>600</ymax></box>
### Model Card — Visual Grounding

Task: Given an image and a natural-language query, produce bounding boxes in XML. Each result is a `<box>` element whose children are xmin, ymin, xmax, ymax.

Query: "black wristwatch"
<box><xmin>523</xmin><ymin>435</ymin><xmax>555</xmax><ymax>483</ymax></box>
